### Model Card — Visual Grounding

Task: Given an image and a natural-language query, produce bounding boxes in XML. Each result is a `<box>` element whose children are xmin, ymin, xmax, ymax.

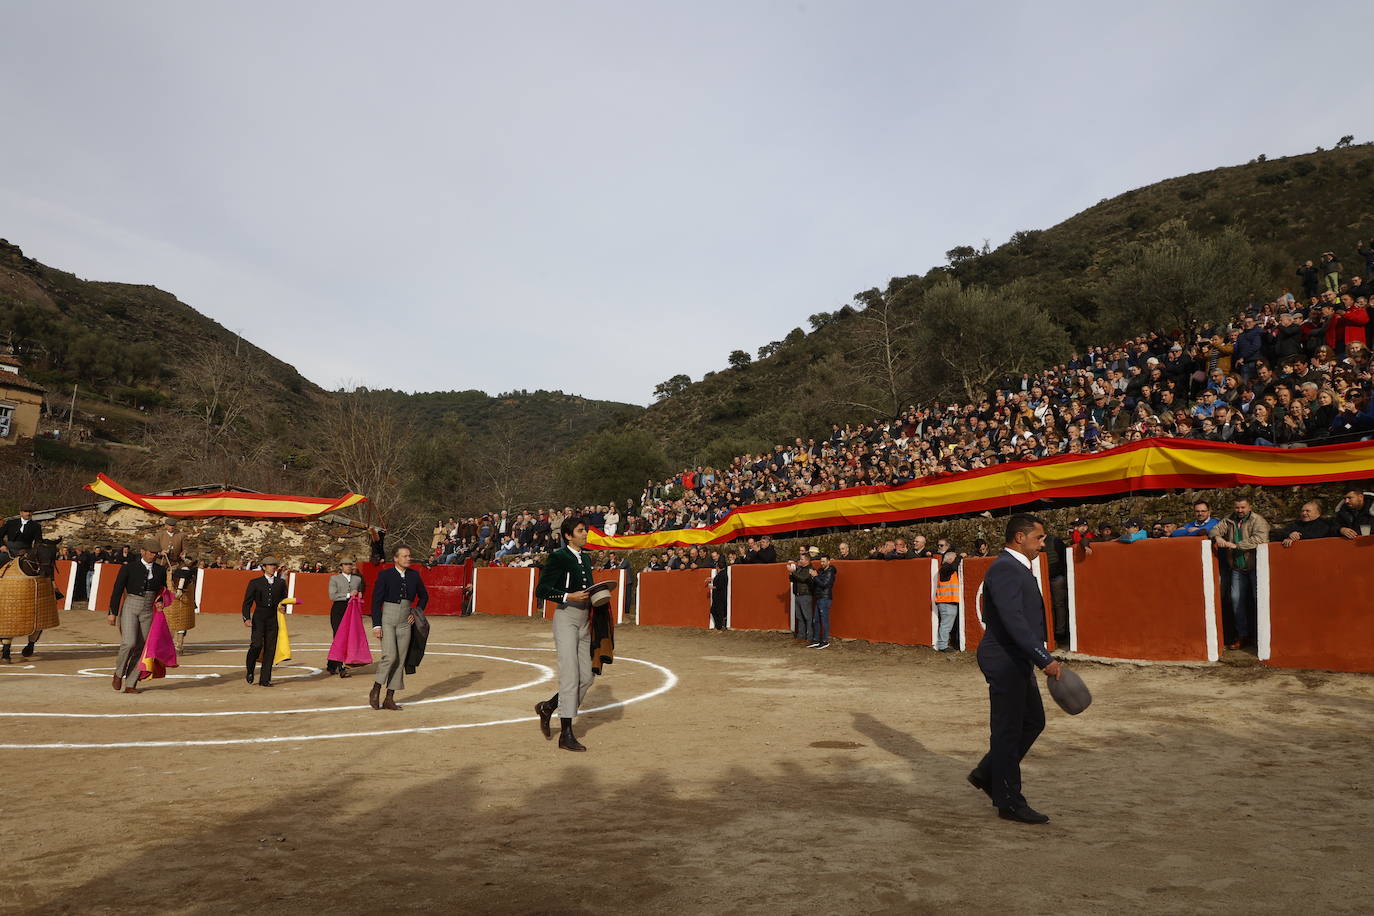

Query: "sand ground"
<box><xmin>1</xmin><ymin>609</ymin><xmax>1371</xmax><ymax>915</ymax></box>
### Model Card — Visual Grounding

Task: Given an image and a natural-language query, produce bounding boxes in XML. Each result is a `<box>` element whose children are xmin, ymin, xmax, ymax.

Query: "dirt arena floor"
<box><xmin>2</xmin><ymin>609</ymin><xmax>1372</xmax><ymax>915</ymax></box>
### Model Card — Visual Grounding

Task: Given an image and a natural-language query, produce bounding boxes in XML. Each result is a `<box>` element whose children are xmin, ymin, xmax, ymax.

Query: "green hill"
<box><xmin>614</xmin><ymin>144</ymin><xmax>1374</xmax><ymax>471</ymax></box>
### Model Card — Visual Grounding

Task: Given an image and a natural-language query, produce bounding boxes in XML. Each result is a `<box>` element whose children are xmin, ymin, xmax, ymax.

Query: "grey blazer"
<box><xmin>329</xmin><ymin>573</ymin><xmax>363</xmax><ymax>602</ymax></box>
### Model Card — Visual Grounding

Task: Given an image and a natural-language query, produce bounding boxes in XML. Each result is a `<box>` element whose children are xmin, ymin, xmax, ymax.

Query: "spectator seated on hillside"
<box><xmin>1172</xmin><ymin>500</ymin><xmax>1220</xmax><ymax>537</ymax></box>
<box><xmin>1271</xmin><ymin>501</ymin><xmax>1340</xmax><ymax>548</ymax></box>
<box><xmin>1335</xmin><ymin>490</ymin><xmax>1374</xmax><ymax>539</ymax></box>
<box><xmin>1117</xmin><ymin>518</ymin><xmax>1148</xmax><ymax>543</ymax></box>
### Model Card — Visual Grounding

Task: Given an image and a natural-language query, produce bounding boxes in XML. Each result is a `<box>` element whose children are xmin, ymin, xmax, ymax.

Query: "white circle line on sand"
<box><xmin>0</xmin><ymin>646</ymin><xmax>677</xmax><ymax>748</ymax></box>
<box><xmin>0</xmin><ymin>651</ymin><xmax>553</xmax><ymax>718</ymax></box>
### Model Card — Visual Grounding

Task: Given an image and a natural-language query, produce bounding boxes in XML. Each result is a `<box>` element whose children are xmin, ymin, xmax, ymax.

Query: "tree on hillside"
<box><xmin>845</xmin><ymin>291</ymin><xmax>915</xmax><ymax>416</ymax></box>
<box><xmin>727</xmin><ymin>349</ymin><xmax>752</xmax><ymax>369</ymax></box>
<box><xmin>910</xmin><ymin>280</ymin><xmax>1069</xmax><ymax>403</ymax></box>
<box><xmin>1097</xmin><ymin>222</ymin><xmax>1267</xmax><ymax>338</ymax></box>
<box><xmin>653</xmin><ymin>374</ymin><xmax>691</xmax><ymax>401</ymax></box>
<box><xmin>310</xmin><ymin>387</ymin><xmax>419</xmax><ymax>540</ymax></box>
<box><xmin>558</xmin><ymin>429</ymin><xmax>670</xmax><ymax>506</ymax></box>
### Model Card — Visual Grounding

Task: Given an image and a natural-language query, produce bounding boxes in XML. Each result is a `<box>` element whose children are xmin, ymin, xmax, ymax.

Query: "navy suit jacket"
<box><xmin>979</xmin><ymin>550</ymin><xmax>1053</xmax><ymax>669</ymax></box>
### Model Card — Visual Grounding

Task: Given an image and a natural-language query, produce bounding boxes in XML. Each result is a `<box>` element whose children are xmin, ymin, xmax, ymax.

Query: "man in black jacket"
<box><xmin>2</xmin><ymin>507</ymin><xmax>41</xmax><ymax>558</ymax></box>
<box><xmin>1336</xmin><ymin>490</ymin><xmax>1374</xmax><ymax>538</ymax></box>
<box><xmin>107</xmin><ymin>539</ymin><xmax>167</xmax><ymax>693</ymax></box>
<box><xmin>242</xmin><ymin>557</ymin><xmax>288</xmax><ymax>687</ymax></box>
<box><xmin>967</xmin><ymin>514</ymin><xmax>1065</xmax><ymax>825</ymax></box>
<box><xmin>1271</xmin><ymin>501</ymin><xmax>1339</xmax><ymax>547</ymax></box>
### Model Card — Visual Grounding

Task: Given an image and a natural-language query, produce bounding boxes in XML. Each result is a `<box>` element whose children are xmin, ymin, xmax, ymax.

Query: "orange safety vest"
<box><xmin>935</xmin><ymin>570</ymin><xmax>960</xmax><ymax>604</ymax></box>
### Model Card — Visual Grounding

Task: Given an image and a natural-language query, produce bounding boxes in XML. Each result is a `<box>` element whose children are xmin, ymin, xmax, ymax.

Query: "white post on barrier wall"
<box><xmin>724</xmin><ymin>566</ymin><xmax>732</xmax><ymax>629</ymax></box>
<box><xmin>616</xmin><ymin>568</ymin><xmax>625</xmax><ymax>625</ymax></box>
<box><xmin>1201</xmin><ymin>539</ymin><xmax>1220</xmax><ymax>662</ymax></box>
<box><xmin>63</xmin><ymin>563</ymin><xmax>77</xmax><ymax>611</ymax></box>
<box><xmin>634</xmin><ymin>572</ymin><xmax>641</xmax><ymax>625</ymax></box>
<box><xmin>1066</xmin><ymin>549</ymin><xmax>1078</xmax><ymax>653</ymax></box>
<box><xmin>193</xmin><ymin>566</ymin><xmax>204</xmax><ymax>614</ymax></box>
<box><xmin>286</xmin><ymin>572</ymin><xmax>296</xmax><ymax>612</ymax></box>
<box><xmin>1255</xmin><ymin>543</ymin><xmax>1271</xmax><ymax>660</ymax></box>
<box><xmin>954</xmin><ymin>561</ymin><xmax>964</xmax><ymax>650</ymax></box>
<box><xmin>87</xmin><ymin>563</ymin><xmax>103</xmax><ymax>612</ymax></box>
<box><xmin>526</xmin><ymin>567</ymin><xmax>536</xmax><ymax>617</ymax></box>
<box><xmin>929</xmin><ymin>560</ymin><xmax>939</xmax><ymax>648</ymax></box>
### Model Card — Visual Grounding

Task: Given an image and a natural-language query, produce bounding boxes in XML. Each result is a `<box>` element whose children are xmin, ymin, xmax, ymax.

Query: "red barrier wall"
<box><xmin>637</xmin><ymin>570</ymin><xmax>712</xmax><ymax>627</ymax></box>
<box><xmin>473</xmin><ymin>567</ymin><xmax>536</xmax><ymax>616</ymax></box>
<box><xmin>1069</xmin><ymin>538</ymin><xmax>1219</xmax><ymax>662</ymax></box>
<box><xmin>1259</xmin><ymin>538</ymin><xmax>1374</xmax><ymax>673</ymax></box>
<box><xmin>728</xmin><ymin>563</ymin><xmax>791</xmax><ymax>631</ymax></box>
<box><xmin>199</xmin><ymin>568</ymin><xmax>262</xmax><ymax>614</ymax></box>
<box><xmin>91</xmin><ymin>562</ymin><xmax>120</xmax><ymax>612</ymax></box>
<box><xmin>959</xmin><ymin>555</ymin><xmax>1054</xmax><ymax>653</ymax></box>
<box><xmin>826</xmin><ymin>559</ymin><xmax>936</xmax><ymax>646</ymax></box>
<box><xmin>289</xmin><ymin>572</ymin><xmax>333</xmax><ymax>615</ymax></box>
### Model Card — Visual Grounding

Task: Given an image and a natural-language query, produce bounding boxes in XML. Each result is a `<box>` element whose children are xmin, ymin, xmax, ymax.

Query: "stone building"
<box><xmin>32</xmin><ymin>484</ymin><xmax>373</xmax><ymax>570</ymax></box>
<box><xmin>0</xmin><ymin>352</ymin><xmax>44</xmax><ymax>446</ymax></box>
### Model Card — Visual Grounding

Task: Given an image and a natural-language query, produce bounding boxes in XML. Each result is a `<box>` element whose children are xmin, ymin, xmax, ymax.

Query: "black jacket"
<box><xmin>1335</xmin><ymin>496</ymin><xmax>1374</xmax><ymax>536</ymax></box>
<box><xmin>110</xmin><ymin>557</ymin><xmax>167</xmax><ymax>612</ymax></box>
<box><xmin>241</xmin><ymin>574</ymin><xmax>289</xmax><ymax>620</ymax></box>
<box><xmin>811</xmin><ymin>565</ymin><xmax>836</xmax><ymax>600</ymax></box>
<box><xmin>978</xmin><ymin>551</ymin><xmax>1053</xmax><ymax>668</ymax></box>
<box><xmin>1271</xmin><ymin>517</ymin><xmax>1340</xmax><ymax>542</ymax></box>
<box><xmin>2</xmin><ymin>517</ymin><xmax>41</xmax><ymax>550</ymax></box>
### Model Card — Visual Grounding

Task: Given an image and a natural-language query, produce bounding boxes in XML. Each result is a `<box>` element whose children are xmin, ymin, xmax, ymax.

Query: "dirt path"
<box><xmin>2</xmin><ymin>611</ymin><xmax>1371</xmax><ymax>914</ymax></box>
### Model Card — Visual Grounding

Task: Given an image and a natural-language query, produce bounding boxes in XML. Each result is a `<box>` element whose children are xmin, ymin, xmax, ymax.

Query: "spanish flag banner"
<box><xmin>84</xmin><ymin>474</ymin><xmax>366</xmax><ymax>519</ymax></box>
<box><xmin>587</xmin><ymin>438</ymin><xmax>1374</xmax><ymax>550</ymax></box>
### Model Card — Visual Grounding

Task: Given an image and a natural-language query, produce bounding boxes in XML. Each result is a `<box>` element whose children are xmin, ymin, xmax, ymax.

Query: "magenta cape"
<box><xmin>327</xmin><ymin>595</ymin><xmax>374</xmax><ymax>666</ymax></box>
<box><xmin>138</xmin><ymin>597</ymin><xmax>179</xmax><ymax>681</ymax></box>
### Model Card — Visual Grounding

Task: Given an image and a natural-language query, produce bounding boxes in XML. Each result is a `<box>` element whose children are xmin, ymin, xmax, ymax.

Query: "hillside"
<box><xmin>0</xmin><ymin>240</ymin><xmax>641</xmax><ymax>522</ymax></box>
<box><xmin>619</xmin><ymin>144</ymin><xmax>1374</xmax><ymax>468</ymax></box>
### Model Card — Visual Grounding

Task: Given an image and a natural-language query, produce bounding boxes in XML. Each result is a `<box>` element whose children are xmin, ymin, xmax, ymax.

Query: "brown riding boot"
<box><xmin>382</xmin><ymin>689</ymin><xmax>402</xmax><ymax>711</ymax></box>
<box><xmin>368</xmin><ymin>682</ymin><xmax>381</xmax><ymax>709</ymax></box>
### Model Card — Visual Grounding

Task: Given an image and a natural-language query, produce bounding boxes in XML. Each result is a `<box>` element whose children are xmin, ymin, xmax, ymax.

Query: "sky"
<box><xmin>1</xmin><ymin>1</ymin><xmax>1368</xmax><ymax>405</ymax></box>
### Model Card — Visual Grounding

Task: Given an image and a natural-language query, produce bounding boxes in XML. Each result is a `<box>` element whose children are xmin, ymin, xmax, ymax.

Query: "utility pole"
<box><xmin>67</xmin><ymin>383</ymin><xmax>77</xmax><ymax>442</ymax></box>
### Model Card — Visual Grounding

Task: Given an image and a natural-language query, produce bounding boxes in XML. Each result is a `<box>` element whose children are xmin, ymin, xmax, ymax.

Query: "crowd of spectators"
<box><xmin>617</xmin><ymin>239</ymin><xmax>1374</xmax><ymax>533</ymax></box>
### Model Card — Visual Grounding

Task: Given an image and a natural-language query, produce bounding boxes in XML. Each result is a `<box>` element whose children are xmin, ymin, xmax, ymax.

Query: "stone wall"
<box><xmin>43</xmin><ymin>505</ymin><xmax>372</xmax><ymax>569</ymax></box>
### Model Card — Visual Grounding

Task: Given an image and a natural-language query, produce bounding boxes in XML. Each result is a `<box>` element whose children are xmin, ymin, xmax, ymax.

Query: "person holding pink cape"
<box><xmin>328</xmin><ymin>593</ymin><xmax>373</xmax><ymax>675</ymax></box>
<box><xmin>135</xmin><ymin>588</ymin><xmax>180</xmax><ymax>687</ymax></box>
<box><xmin>326</xmin><ymin>559</ymin><xmax>365</xmax><ymax>677</ymax></box>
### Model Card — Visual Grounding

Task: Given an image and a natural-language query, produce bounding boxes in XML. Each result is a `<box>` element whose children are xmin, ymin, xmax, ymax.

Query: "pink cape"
<box><xmin>138</xmin><ymin>593</ymin><xmax>180</xmax><ymax>681</ymax></box>
<box><xmin>327</xmin><ymin>595</ymin><xmax>373</xmax><ymax>666</ymax></box>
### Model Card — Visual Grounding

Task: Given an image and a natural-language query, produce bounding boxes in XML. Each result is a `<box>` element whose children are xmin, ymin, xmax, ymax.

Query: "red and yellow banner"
<box><xmin>588</xmin><ymin>438</ymin><xmax>1374</xmax><ymax>550</ymax></box>
<box><xmin>85</xmin><ymin>474</ymin><xmax>366</xmax><ymax>519</ymax></box>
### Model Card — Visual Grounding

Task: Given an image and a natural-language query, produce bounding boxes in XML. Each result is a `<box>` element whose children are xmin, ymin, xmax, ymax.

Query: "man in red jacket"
<box><xmin>1332</xmin><ymin>295</ymin><xmax>1369</xmax><ymax>356</ymax></box>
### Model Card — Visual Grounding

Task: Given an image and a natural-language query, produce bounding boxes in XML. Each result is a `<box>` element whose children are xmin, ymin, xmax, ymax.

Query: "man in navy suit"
<box><xmin>968</xmin><ymin>513</ymin><xmax>1066</xmax><ymax>824</ymax></box>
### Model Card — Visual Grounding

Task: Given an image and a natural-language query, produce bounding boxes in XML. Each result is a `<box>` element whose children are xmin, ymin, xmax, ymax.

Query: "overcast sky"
<box><xmin>1</xmin><ymin>1</ymin><xmax>1367</xmax><ymax>405</ymax></box>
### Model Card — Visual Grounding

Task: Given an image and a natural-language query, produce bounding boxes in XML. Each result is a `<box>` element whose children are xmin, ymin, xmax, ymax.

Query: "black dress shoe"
<box><xmin>245</xmin><ymin>672</ymin><xmax>254</xmax><ymax>685</ymax></box>
<box><xmin>967</xmin><ymin>769</ymin><xmax>991</xmax><ymax>798</ymax></box>
<box><xmin>259</xmin><ymin>681</ymin><xmax>274</xmax><ymax>688</ymax></box>
<box><xmin>535</xmin><ymin>700</ymin><xmax>554</xmax><ymax>739</ymax></box>
<box><xmin>997</xmin><ymin>803</ymin><xmax>1050</xmax><ymax>824</ymax></box>
<box><xmin>21</xmin><ymin>642</ymin><xmax>35</xmax><ymax>658</ymax></box>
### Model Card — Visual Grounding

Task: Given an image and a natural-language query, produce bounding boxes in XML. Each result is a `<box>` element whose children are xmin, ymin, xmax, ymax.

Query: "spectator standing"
<box><xmin>1322</xmin><ymin>251</ymin><xmax>1342</xmax><ymax>294</ymax></box>
<box><xmin>1211</xmin><ymin>498</ymin><xmax>1270</xmax><ymax>650</ymax></box>
<box><xmin>788</xmin><ymin>555</ymin><xmax>815</xmax><ymax>645</ymax></box>
<box><xmin>708</xmin><ymin>558</ymin><xmax>729</xmax><ymax>631</ymax></box>
<box><xmin>934</xmin><ymin>551</ymin><xmax>960</xmax><ymax>652</ymax></box>
<box><xmin>810</xmin><ymin>554</ymin><xmax>835</xmax><ymax>649</ymax></box>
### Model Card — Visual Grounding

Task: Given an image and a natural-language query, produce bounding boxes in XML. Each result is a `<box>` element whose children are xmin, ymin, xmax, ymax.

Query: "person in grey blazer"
<box><xmin>967</xmin><ymin>513</ymin><xmax>1066</xmax><ymax>825</ymax></box>
<box><xmin>326</xmin><ymin>558</ymin><xmax>364</xmax><ymax>677</ymax></box>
